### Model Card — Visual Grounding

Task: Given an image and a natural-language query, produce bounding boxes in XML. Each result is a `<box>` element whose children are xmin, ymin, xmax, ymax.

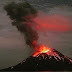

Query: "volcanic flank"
<box><xmin>1</xmin><ymin>45</ymin><xmax>72</xmax><ymax>71</ymax></box>
<box><xmin>2</xmin><ymin>1</ymin><xmax>72</xmax><ymax>71</ymax></box>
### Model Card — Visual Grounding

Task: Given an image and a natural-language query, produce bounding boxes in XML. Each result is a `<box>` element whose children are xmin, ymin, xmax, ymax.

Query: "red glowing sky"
<box><xmin>33</xmin><ymin>13</ymin><xmax>72</xmax><ymax>32</ymax></box>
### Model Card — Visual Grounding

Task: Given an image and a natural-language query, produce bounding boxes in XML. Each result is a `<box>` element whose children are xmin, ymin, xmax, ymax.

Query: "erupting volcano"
<box><xmin>2</xmin><ymin>2</ymin><xmax>72</xmax><ymax>71</ymax></box>
<box><xmin>33</xmin><ymin>45</ymin><xmax>57</xmax><ymax>57</ymax></box>
<box><xmin>1</xmin><ymin>45</ymin><xmax>72</xmax><ymax>71</ymax></box>
<box><xmin>33</xmin><ymin>45</ymin><xmax>72</xmax><ymax>62</ymax></box>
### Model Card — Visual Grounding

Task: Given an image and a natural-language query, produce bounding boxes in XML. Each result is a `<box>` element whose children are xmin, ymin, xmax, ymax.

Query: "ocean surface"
<box><xmin>0</xmin><ymin>0</ymin><xmax>72</xmax><ymax>70</ymax></box>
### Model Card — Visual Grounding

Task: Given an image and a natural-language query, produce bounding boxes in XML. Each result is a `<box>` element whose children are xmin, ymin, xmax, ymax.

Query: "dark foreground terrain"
<box><xmin>1</xmin><ymin>49</ymin><xmax>72</xmax><ymax>71</ymax></box>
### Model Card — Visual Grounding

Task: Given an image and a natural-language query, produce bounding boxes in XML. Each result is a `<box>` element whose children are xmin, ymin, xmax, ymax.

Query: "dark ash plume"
<box><xmin>4</xmin><ymin>2</ymin><xmax>38</xmax><ymax>47</ymax></box>
<box><xmin>4</xmin><ymin>2</ymin><xmax>37</xmax><ymax>21</ymax></box>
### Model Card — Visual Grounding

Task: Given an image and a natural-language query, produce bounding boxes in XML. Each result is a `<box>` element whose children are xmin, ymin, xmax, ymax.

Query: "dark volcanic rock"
<box><xmin>1</xmin><ymin>49</ymin><xmax>72</xmax><ymax>71</ymax></box>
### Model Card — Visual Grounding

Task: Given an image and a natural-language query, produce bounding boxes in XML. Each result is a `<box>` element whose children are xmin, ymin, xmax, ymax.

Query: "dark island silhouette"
<box><xmin>1</xmin><ymin>47</ymin><xmax>72</xmax><ymax>71</ymax></box>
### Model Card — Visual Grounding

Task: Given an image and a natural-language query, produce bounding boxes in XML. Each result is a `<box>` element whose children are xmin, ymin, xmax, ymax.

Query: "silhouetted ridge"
<box><xmin>1</xmin><ymin>49</ymin><xmax>72</xmax><ymax>71</ymax></box>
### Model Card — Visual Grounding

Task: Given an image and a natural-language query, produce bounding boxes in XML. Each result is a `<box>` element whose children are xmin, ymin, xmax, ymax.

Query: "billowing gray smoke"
<box><xmin>4</xmin><ymin>2</ymin><xmax>38</xmax><ymax>47</ymax></box>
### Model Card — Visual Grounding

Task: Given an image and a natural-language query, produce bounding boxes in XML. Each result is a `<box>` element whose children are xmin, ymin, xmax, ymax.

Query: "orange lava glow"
<box><xmin>33</xmin><ymin>45</ymin><xmax>51</xmax><ymax>57</ymax></box>
<box><xmin>39</xmin><ymin>45</ymin><xmax>50</xmax><ymax>53</ymax></box>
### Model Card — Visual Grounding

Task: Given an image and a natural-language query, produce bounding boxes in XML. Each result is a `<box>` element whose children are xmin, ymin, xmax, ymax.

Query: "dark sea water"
<box><xmin>0</xmin><ymin>0</ymin><xmax>72</xmax><ymax>71</ymax></box>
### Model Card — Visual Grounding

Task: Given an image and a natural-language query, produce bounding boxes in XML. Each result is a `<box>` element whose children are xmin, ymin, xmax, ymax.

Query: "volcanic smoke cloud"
<box><xmin>4</xmin><ymin>2</ymin><xmax>39</xmax><ymax>48</ymax></box>
<box><xmin>4</xmin><ymin>2</ymin><xmax>72</xmax><ymax>54</ymax></box>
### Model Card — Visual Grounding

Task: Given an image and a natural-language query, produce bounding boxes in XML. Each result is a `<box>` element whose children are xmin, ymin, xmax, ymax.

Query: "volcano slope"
<box><xmin>1</xmin><ymin>48</ymin><xmax>72</xmax><ymax>71</ymax></box>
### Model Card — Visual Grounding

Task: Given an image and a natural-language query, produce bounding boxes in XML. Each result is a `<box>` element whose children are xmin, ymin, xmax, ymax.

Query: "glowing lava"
<box><xmin>33</xmin><ymin>45</ymin><xmax>51</xmax><ymax>57</ymax></box>
<box><xmin>32</xmin><ymin>45</ymin><xmax>72</xmax><ymax>63</ymax></box>
<box><xmin>33</xmin><ymin>44</ymin><xmax>61</xmax><ymax>61</ymax></box>
<box><xmin>38</xmin><ymin>45</ymin><xmax>50</xmax><ymax>53</ymax></box>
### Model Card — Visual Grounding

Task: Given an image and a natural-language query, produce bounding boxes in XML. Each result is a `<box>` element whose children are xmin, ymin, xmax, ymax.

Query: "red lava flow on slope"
<box><xmin>33</xmin><ymin>45</ymin><xmax>59</xmax><ymax>59</ymax></box>
<box><xmin>32</xmin><ymin>44</ymin><xmax>72</xmax><ymax>62</ymax></box>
